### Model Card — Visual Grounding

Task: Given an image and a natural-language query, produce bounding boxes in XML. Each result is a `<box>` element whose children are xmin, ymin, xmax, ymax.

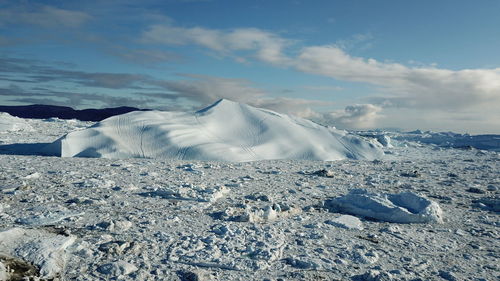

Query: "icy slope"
<box><xmin>49</xmin><ymin>99</ymin><xmax>383</xmax><ymax>161</ymax></box>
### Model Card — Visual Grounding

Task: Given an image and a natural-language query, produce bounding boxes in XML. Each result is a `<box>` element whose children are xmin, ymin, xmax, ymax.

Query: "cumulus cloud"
<box><xmin>323</xmin><ymin>104</ymin><xmax>382</xmax><ymax>129</ymax></box>
<box><xmin>0</xmin><ymin>5</ymin><xmax>91</xmax><ymax>28</ymax></box>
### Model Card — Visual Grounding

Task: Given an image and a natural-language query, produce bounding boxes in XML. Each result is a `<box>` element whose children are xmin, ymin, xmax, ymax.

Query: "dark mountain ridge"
<box><xmin>0</xmin><ymin>104</ymin><xmax>148</xmax><ymax>121</ymax></box>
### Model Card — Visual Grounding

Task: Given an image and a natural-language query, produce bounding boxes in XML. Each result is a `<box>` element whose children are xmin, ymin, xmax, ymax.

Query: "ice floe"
<box><xmin>325</xmin><ymin>189</ymin><xmax>443</xmax><ymax>223</ymax></box>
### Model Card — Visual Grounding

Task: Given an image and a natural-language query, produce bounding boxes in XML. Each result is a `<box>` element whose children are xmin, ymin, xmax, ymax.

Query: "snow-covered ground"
<box><xmin>0</xmin><ymin>110</ymin><xmax>499</xmax><ymax>280</ymax></box>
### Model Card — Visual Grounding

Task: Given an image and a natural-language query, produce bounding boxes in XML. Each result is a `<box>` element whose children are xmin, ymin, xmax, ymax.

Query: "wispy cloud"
<box><xmin>0</xmin><ymin>84</ymin><xmax>157</xmax><ymax>109</ymax></box>
<box><xmin>153</xmin><ymin>74</ymin><xmax>267</xmax><ymax>104</ymax></box>
<box><xmin>109</xmin><ymin>48</ymin><xmax>182</xmax><ymax>65</ymax></box>
<box><xmin>0</xmin><ymin>5</ymin><xmax>91</xmax><ymax>28</ymax></box>
<box><xmin>0</xmin><ymin>57</ymin><xmax>149</xmax><ymax>89</ymax></box>
<box><xmin>142</xmin><ymin>25</ymin><xmax>291</xmax><ymax>64</ymax></box>
<box><xmin>0</xmin><ymin>57</ymin><xmax>160</xmax><ymax>108</ymax></box>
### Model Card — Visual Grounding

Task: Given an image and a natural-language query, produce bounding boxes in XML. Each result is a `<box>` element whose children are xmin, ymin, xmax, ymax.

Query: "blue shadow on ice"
<box><xmin>0</xmin><ymin>142</ymin><xmax>60</xmax><ymax>156</ymax></box>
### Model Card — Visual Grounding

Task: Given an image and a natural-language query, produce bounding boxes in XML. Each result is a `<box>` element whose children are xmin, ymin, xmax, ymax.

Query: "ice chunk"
<box><xmin>376</xmin><ymin>135</ymin><xmax>393</xmax><ymax>148</ymax></box>
<box><xmin>325</xmin><ymin>189</ymin><xmax>443</xmax><ymax>223</ymax></box>
<box><xmin>0</xmin><ymin>228</ymin><xmax>76</xmax><ymax>279</ymax></box>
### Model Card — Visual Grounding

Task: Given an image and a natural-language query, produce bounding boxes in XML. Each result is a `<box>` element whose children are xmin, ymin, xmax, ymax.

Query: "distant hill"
<box><xmin>0</xmin><ymin>104</ymin><xmax>148</xmax><ymax>121</ymax></box>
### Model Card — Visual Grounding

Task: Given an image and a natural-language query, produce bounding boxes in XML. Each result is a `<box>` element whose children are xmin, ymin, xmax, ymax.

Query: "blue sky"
<box><xmin>1</xmin><ymin>0</ymin><xmax>499</xmax><ymax>133</ymax></box>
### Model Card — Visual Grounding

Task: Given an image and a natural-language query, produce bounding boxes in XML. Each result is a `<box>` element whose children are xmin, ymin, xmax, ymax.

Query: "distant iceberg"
<box><xmin>0</xmin><ymin>112</ymin><xmax>33</xmax><ymax>132</ymax></box>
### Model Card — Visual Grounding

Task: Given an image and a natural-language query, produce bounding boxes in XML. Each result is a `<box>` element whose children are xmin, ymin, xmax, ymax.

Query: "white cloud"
<box><xmin>294</xmin><ymin>45</ymin><xmax>500</xmax><ymax>112</ymax></box>
<box><xmin>295</xmin><ymin>45</ymin><xmax>409</xmax><ymax>86</ymax></box>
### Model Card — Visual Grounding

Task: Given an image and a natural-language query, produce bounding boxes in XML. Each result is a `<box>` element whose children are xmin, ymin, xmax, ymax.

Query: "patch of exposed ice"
<box><xmin>326</xmin><ymin>215</ymin><xmax>364</xmax><ymax>230</ymax></box>
<box><xmin>16</xmin><ymin>207</ymin><xmax>83</xmax><ymax>226</ymax></box>
<box><xmin>97</xmin><ymin>260</ymin><xmax>138</xmax><ymax>277</ymax></box>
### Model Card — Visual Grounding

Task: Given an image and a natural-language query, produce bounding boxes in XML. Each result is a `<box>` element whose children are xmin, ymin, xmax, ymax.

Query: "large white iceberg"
<box><xmin>46</xmin><ymin>99</ymin><xmax>383</xmax><ymax>161</ymax></box>
<box><xmin>325</xmin><ymin>189</ymin><xmax>443</xmax><ymax>223</ymax></box>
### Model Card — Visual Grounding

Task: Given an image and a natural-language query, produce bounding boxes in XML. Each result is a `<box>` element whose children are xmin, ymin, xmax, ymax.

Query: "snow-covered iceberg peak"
<box><xmin>48</xmin><ymin>99</ymin><xmax>383</xmax><ymax>161</ymax></box>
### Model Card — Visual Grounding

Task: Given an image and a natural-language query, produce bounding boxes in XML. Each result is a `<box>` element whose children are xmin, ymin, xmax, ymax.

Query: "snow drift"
<box><xmin>47</xmin><ymin>99</ymin><xmax>383</xmax><ymax>161</ymax></box>
<box><xmin>325</xmin><ymin>189</ymin><xmax>443</xmax><ymax>223</ymax></box>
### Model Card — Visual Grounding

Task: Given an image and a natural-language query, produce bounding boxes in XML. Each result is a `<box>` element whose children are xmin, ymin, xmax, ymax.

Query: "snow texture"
<box><xmin>325</xmin><ymin>189</ymin><xmax>443</xmax><ymax>223</ymax></box>
<box><xmin>47</xmin><ymin>99</ymin><xmax>383</xmax><ymax>161</ymax></box>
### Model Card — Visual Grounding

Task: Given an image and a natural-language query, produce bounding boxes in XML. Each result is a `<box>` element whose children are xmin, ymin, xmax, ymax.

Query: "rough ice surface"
<box><xmin>46</xmin><ymin>99</ymin><xmax>383</xmax><ymax>161</ymax></box>
<box><xmin>325</xmin><ymin>189</ymin><xmax>443</xmax><ymax>223</ymax></box>
<box><xmin>0</xmin><ymin>107</ymin><xmax>499</xmax><ymax>280</ymax></box>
